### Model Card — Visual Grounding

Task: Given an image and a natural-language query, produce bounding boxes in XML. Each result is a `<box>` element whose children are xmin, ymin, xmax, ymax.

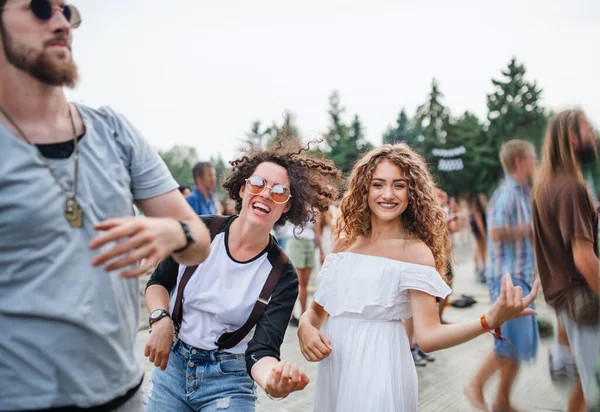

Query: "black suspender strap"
<box><xmin>215</xmin><ymin>248</ymin><xmax>288</xmax><ymax>350</ymax></box>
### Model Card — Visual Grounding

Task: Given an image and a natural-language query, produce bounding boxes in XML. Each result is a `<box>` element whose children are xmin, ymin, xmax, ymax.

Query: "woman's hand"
<box><xmin>298</xmin><ymin>322</ymin><xmax>332</xmax><ymax>362</ymax></box>
<box><xmin>485</xmin><ymin>275</ymin><xmax>539</xmax><ymax>329</ymax></box>
<box><xmin>144</xmin><ymin>317</ymin><xmax>174</xmax><ymax>370</ymax></box>
<box><xmin>264</xmin><ymin>360</ymin><xmax>310</xmax><ymax>399</ymax></box>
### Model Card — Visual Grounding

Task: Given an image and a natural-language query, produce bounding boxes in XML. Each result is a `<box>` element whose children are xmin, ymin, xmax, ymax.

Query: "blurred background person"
<box><xmin>314</xmin><ymin>199</ymin><xmax>339</xmax><ymax>266</ymax></box>
<box><xmin>532</xmin><ymin>109</ymin><xmax>600</xmax><ymax>412</ymax></box>
<box><xmin>465</xmin><ymin>139</ymin><xmax>539</xmax><ymax>412</ymax></box>
<box><xmin>222</xmin><ymin>196</ymin><xmax>237</xmax><ymax>216</ymax></box>
<box><xmin>287</xmin><ymin>220</ymin><xmax>317</xmax><ymax>326</ymax></box>
<box><xmin>178</xmin><ymin>185</ymin><xmax>191</xmax><ymax>198</ymax></box>
<box><xmin>188</xmin><ymin>161</ymin><xmax>218</xmax><ymax>215</ymax></box>
<box><xmin>437</xmin><ymin>189</ymin><xmax>460</xmax><ymax>324</ymax></box>
<box><xmin>471</xmin><ymin>193</ymin><xmax>489</xmax><ymax>283</ymax></box>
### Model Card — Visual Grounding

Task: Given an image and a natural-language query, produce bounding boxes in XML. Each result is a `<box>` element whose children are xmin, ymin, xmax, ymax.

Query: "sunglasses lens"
<box><xmin>271</xmin><ymin>185</ymin><xmax>289</xmax><ymax>203</ymax></box>
<box><xmin>65</xmin><ymin>4</ymin><xmax>82</xmax><ymax>28</ymax></box>
<box><xmin>247</xmin><ymin>177</ymin><xmax>265</xmax><ymax>194</ymax></box>
<box><xmin>63</xmin><ymin>5</ymin><xmax>71</xmax><ymax>21</ymax></box>
<box><xmin>30</xmin><ymin>0</ymin><xmax>52</xmax><ymax>20</ymax></box>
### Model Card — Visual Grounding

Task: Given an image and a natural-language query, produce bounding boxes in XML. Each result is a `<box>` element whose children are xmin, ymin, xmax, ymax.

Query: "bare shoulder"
<box><xmin>392</xmin><ymin>239</ymin><xmax>436</xmax><ymax>268</ymax></box>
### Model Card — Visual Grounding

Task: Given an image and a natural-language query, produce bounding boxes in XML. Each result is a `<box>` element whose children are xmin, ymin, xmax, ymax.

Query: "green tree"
<box><xmin>486</xmin><ymin>57</ymin><xmax>548</xmax><ymax>183</ymax></box>
<box><xmin>442</xmin><ymin>111</ymin><xmax>488</xmax><ymax>196</ymax></box>
<box><xmin>210</xmin><ymin>154</ymin><xmax>228</xmax><ymax>194</ymax></box>
<box><xmin>244</xmin><ymin>120</ymin><xmax>271</xmax><ymax>149</ymax></box>
<box><xmin>411</xmin><ymin>79</ymin><xmax>452</xmax><ymax>178</ymax></box>
<box><xmin>158</xmin><ymin>145</ymin><xmax>198</xmax><ymax>187</ymax></box>
<box><xmin>244</xmin><ymin>112</ymin><xmax>301</xmax><ymax>149</ymax></box>
<box><xmin>382</xmin><ymin>109</ymin><xmax>419</xmax><ymax>146</ymax></box>
<box><xmin>325</xmin><ymin>91</ymin><xmax>372</xmax><ymax>174</ymax></box>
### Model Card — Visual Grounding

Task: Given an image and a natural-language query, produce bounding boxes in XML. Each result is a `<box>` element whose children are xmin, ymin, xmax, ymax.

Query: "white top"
<box><xmin>169</xmin><ymin>232</ymin><xmax>272</xmax><ymax>353</ymax></box>
<box><xmin>314</xmin><ymin>252</ymin><xmax>451</xmax><ymax>320</ymax></box>
<box><xmin>292</xmin><ymin>220</ymin><xmax>316</xmax><ymax>240</ymax></box>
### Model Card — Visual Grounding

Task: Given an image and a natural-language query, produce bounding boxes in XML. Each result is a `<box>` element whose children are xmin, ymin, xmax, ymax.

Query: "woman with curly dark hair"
<box><xmin>144</xmin><ymin>140</ymin><xmax>341</xmax><ymax>411</ymax></box>
<box><xmin>297</xmin><ymin>143</ymin><xmax>539</xmax><ymax>411</ymax></box>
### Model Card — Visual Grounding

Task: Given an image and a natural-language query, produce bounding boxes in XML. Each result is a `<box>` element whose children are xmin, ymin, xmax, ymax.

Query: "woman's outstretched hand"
<box><xmin>264</xmin><ymin>360</ymin><xmax>310</xmax><ymax>399</ymax></box>
<box><xmin>485</xmin><ymin>275</ymin><xmax>540</xmax><ymax>329</ymax></box>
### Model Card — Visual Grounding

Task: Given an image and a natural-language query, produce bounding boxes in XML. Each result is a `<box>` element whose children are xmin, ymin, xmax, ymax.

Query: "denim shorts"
<box><xmin>488</xmin><ymin>277</ymin><xmax>539</xmax><ymax>362</ymax></box>
<box><xmin>146</xmin><ymin>339</ymin><xmax>257</xmax><ymax>412</ymax></box>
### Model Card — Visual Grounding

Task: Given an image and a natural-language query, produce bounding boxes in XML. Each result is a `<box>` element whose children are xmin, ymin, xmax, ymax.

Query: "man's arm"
<box><xmin>136</xmin><ymin>190</ymin><xmax>211</xmax><ymax>265</ymax></box>
<box><xmin>572</xmin><ymin>238</ymin><xmax>600</xmax><ymax>294</ymax></box>
<box><xmin>89</xmin><ymin>190</ymin><xmax>210</xmax><ymax>277</ymax></box>
<box><xmin>489</xmin><ymin>192</ymin><xmax>531</xmax><ymax>243</ymax></box>
<box><xmin>490</xmin><ymin>224</ymin><xmax>532</xmax><ymax>243</ymax></box>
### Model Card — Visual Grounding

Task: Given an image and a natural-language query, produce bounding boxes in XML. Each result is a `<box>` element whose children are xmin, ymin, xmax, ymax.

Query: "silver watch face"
<box><xmin>150</xmin><ymin>309</ymin><xmax>164</xmax><ymax>320</ymax></box>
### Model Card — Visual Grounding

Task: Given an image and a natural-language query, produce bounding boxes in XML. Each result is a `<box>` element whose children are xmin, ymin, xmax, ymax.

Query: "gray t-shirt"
<box><xmin>0</xmin><ymin>104</ymin><xmax>178</xmax><ymax>410</ymax></box>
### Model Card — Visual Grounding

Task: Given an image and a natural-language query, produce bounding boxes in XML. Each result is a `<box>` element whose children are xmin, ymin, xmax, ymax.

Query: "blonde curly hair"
<box><xmin>334</xmin><ymin>143</ymin><xmax>452</xmax><ymax>278</ymax></box>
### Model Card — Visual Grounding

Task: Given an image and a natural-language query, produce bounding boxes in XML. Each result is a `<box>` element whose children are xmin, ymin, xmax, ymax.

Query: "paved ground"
<box><xmin>135</xmin><ymin>236</ymin><xmax>574</xmax><ymax>411</ymax></box>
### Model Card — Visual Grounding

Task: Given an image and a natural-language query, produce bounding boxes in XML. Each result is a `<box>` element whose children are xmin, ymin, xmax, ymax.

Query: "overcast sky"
<box><xmin>67</xmin><ymin>0</ymin><xmax>599</xmax><ymax>162</ymax></box>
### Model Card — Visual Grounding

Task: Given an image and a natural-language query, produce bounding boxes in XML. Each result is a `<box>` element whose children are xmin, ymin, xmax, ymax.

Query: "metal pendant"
<box><xmin>65</xmin><ymin>196</ymin><xmax>83</xmax><ymax>228</ymax></box>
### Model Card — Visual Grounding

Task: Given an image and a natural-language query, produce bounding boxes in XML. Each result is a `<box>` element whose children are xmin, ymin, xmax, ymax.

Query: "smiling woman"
<box><xmin>298</xmin><ymin>143</ymin><xmax>540</xmax><ymax>412</ymax></box>
<box><xmin>144</xmin><ymin>139</ymin><xmax>342</xmax><ymax>411</ymax></box>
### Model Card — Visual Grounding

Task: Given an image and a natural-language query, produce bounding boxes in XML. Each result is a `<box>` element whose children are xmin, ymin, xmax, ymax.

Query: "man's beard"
<box><xmin>577</xmin><ymin>138</ymin><xmax>598</xmax><ymax>165</ymax></box>
<box><xmin>1</xmin><ymin>25</ymin><xmax>78</xmax><ymax>88</ymax></box>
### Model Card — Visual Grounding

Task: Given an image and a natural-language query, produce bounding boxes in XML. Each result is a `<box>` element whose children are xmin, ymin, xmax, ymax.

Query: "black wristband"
<box><xmin>173</xmin><ymin>221</ymin><xmax>195</xmax><ymax>253</ymax></box>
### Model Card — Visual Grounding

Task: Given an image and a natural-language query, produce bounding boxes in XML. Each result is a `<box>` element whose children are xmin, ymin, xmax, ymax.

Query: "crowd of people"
<box><xmin>0</xmin><ymin>2</ymin><xmax>598</xmax><ymax>412</ymax></box>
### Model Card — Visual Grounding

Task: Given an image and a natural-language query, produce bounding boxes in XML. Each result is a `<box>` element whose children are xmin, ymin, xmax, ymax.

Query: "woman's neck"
<box><xmin>228</xmin><ymin>217</ymin><xmax>272</xmax><ymax>257</ymax></box>
<box><xmin>367</xmin><ymin>216</ymin><xmax>406</xmax><ymax>242</ymax></box>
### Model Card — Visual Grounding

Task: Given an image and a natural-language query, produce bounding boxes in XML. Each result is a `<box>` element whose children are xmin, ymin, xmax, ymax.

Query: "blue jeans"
<box><xmin>146</xmin><ymin>340</ymin><xmax>257</xmax><ymax>412</ymax></box>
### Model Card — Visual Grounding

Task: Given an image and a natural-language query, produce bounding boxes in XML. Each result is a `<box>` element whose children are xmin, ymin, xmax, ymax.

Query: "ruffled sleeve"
<box><xmin>398</xmin><ymin>263</ymin><xmax>451</xmax><ymax>299</ymax></box>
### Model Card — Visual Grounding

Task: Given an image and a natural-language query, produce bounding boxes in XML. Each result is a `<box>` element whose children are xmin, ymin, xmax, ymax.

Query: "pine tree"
<box><xmin>382</xmin><ymin>109</ymin><xmax>418</xmax><ymax>146</ymax></box>
<box><xmin>486</xmin><ymin>57</ymin><xmax>548</xmax><ymax>183</ymax></box>
<box><xmin>412</xmin><ymin>78</ymin><xmax>452</xmax><ymax>180</ymax></box>
<box><xmin>210</xmin><ymin>154</ymin><xmax>228</xmax><ymax>194</ymax></box>
<box><xmin>324</xmin><ymin>91</ymin><xmax>371</xmax><ymax>174</ymax></box>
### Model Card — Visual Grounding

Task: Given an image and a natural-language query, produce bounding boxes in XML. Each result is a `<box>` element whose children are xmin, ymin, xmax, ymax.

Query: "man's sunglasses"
<box><xmin>2</xmin><ymin>0</ymin><xmax>82</xmax><ymax>29</ymax></box>
<box><xmin>245</xmin><ymin>176</ymin><xmax>292</xmax><ymax>204</ymax></box>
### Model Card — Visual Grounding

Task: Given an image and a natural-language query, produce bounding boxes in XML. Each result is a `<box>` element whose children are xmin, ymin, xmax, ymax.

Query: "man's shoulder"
<box><xmin>75</xmin><ymin>104</ymin><xmax>139</xmax><ymax>138</ymax></box>
<box><xmin>543</xmin><ymin>174</ymin><xmax>586</xmax><ymax>199</ymax></box>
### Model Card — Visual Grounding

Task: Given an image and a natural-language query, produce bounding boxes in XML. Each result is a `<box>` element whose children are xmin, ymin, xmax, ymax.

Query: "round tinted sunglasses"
<box><xmin>2</xmin><ymin>0</ymin><xmax>82</xmax><ymax>29</ymax></box>
<box><xmin>245</xmin><ymin>176</ymin><xmax>292</xmax><ymax>204</ymax></box>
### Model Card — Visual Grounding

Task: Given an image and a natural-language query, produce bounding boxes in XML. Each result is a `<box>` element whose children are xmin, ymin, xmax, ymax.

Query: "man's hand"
<box><xmin>144</xmin><ymin>317</ymin><xmax>174</xmax><ymax>370</ymax></box>
<box><xmin>89</xmin><ymin>217</ymin><xmax>185</xmax><ymax>277</ymax></box>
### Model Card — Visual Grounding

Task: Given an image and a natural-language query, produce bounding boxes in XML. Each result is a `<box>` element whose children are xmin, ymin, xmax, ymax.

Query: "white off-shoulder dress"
<box><xmin>313</xmin><ymin>252</ymin><xmax>451</xmax><ymax>412</ymax></box>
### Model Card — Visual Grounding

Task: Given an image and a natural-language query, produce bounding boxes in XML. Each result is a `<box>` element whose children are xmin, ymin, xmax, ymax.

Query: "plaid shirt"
<box><xmin>486</xmin><ymin>176</ymin><xmax>535</xmax><ymax>286</ymax></box>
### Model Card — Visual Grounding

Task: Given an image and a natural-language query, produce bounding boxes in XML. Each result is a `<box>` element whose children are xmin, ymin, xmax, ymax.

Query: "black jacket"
<box><xmin>146</xmin><ymin>215</ymin><xmax>299</xmax><ymax>377</ymax></box>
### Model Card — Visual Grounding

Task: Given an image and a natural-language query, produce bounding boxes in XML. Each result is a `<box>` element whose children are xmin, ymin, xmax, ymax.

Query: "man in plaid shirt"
<box><xmin>465</xmin><ymin>140</ymin><xmax>539</xmax><ymax>412</ymax></box>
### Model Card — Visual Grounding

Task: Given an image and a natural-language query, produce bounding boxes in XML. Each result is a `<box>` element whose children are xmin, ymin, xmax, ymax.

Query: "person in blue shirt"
<box><xmin>187</xmin><ymin>161</ymin><xmax>217</xmax><ymax>215</ymax></box>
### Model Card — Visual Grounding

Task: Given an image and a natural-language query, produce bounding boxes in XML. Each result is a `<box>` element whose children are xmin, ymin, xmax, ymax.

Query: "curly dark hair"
<box><xmin>223</xmin><ymin>140</ymin><xmax>343</xmax><ymax>229</ymax></box>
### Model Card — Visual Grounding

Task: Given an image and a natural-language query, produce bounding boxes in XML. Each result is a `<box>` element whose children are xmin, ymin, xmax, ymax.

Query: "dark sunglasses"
<box><xmin>2</xmin><ymin>0</ymin><xmax>82</xmax><ymax>29</ymax></box>
<box><xmin>245</xmin><ymin>176</ymin><xmax>292</xmax><ymax>204</ymax></box>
